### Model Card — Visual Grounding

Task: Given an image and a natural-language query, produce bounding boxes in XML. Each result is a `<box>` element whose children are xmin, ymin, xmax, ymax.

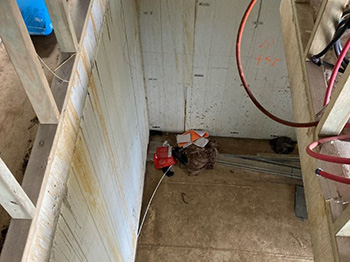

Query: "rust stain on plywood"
<box><xmin>80</xmin><ymin>50</ymin><xmax>91</xmax><ymax>77</ymax></box>
<box><xmin>67</xmin><ymin>133</ymin><xmax>124</xmax><ymax>261</ymax></box>
<box><xmin>71</xmin><ymin>135</ymin><xmax>95</xmax><ymax>198</ymax></box>
<box><xmin>90</xmin><ymin>14</ymin><xmax>99</xmax><ymax>42</ymax></box>
<box><xmin>88</xmin><ymin>74</ymin><xmax>132</xmax><ymax>222</ymax></box>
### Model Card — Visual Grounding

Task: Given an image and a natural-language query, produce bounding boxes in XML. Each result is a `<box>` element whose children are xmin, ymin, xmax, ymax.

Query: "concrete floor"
<box><xmin>136</xmin><ymin>138</ymin><xmax>313</xmax><ymax>262</ymax></box>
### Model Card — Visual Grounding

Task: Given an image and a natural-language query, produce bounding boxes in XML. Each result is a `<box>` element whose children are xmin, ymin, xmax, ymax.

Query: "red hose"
<box><xmin>316</xmin><ymin>168</ymin><xmax>350</xmax><ymax>185</ymax></box>
<box><xmin>307</xmin><ymin>135</ymin><xmax>350</xmax><ymax>185</ymax></box>
<box><xmin>236</xmin><ymin>0</ymin><xmax>318</xmax><ymax>128</ymax></box>
<box><xmin>237</xmin><ymin>0</ymin><xmax>350</xmax><ymax>185</ymax></box>
<box><xmin>306</xmin><ymin>134</ymin><xmax>350</xmax><ymax>164</ymax></box>
<box><xmin>323</xmin><ymin>35</ymin><xmax>350</xmax><ymax>106</ymax></box>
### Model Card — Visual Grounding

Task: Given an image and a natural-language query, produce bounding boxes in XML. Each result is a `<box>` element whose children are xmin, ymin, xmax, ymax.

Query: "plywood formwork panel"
<box><xmin>1</xmin><ymin>0</ymin><xmax>148</xmax><ymax>260</ymax></box>
<box><xmin>121</xmin><ymin>0</ymin><xmax>150</xmax><ymax>157</ymax></box>
<box><xmin>139</xmin><ymin>0</ymin><xmax>196</xmax><ymax>132</ymax></box>
<box><xmin>140</xmin><ymin>0</ymin><xmax>296</xmax><ymax>139</ymax></box>
<box><xmin>50</xmin><ymin>164</ymin><xmax>113</xmax><ymax>262</ymax></box>
<box><xmin>89</xmin><ymin>4</ymin><xmax>147</xmax><ymax>222</ymax></box>
<box><xmin>48</xmin><ymin>0</ymin><xmax>149</xmax><ymax>261</ymax></box>
<box><xmin>189</xmin><ymin>0</ymin><xmax>295</xmax><ymax>138</ymax></box>
<box><xmin>1</xmin><ymin>0</ymin><xmax>147</xmax><ymax>260</ymax></box>
<box><xmin>19</xmin><ymin>0</ymin><xmax>107</xmax><ymax>257</ymax></box>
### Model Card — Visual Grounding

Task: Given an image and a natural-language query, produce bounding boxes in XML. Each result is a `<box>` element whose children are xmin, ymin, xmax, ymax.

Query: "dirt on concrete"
<box><xmin>136</xmin><ymin>157</ymin><xmax>313</xmax><ymax>261</ymax></box>
<box><xmin>136</xmin><ymin>135</ymin><xmax>311</xmax><ymax>261</ymax></box>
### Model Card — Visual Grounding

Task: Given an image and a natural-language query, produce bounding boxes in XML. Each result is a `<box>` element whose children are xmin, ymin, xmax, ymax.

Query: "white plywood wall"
<box><xmin>49</xmin><ymin>0</ymin><xmax>149</xmax><ymax>261</ymax></box>
<box><xmin>140</xmin><ymin>0</ymin><xmax>296</xmax><ymax>139</ymax></box>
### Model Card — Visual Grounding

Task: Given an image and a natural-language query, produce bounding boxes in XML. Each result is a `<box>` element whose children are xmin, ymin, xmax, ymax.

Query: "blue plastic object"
<box><xmin>16</xmin><ymin>0</ymin><xmax>53</xmax><ymax>36</ymax></box>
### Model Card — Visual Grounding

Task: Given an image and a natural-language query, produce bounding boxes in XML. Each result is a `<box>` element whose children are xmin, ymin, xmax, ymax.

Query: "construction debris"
<box><xmin>270</xmin><ymin>136</ymin><xmax>296</xmax><ymax>154</ymax></box>
<box><xmin>185</xmin><ymin>140</ymin><xmax>218</xmax><ymax>176</ymax></box>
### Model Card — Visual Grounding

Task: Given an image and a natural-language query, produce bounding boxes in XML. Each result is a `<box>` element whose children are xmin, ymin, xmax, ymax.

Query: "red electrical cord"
<box><xmin>323</xmin><ymin>35</ymin><xmax>350</xmax><ymax>106</ymax></box>
<box><xmin>236</xmin><ymin>0</ymin><xmax>318</xmax><ymax>128</ymax></box>
<box><xmin>237</xmin><ymin>0</ymin><xmax>350</xmax><ymax>185</ymax></box>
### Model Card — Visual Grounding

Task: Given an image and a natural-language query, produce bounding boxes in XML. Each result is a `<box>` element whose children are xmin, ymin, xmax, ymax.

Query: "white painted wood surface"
<box><xmin>139</xmin><ymin>0</ymin><xmax>195</xmax><ymax>132</ymax></box>
<box><xmin>0</xmin><ymin>158</ymin><xmax>35</xmax><ymax>219</ymax></box>
<box><xmin>49</xmin><ymin>0</ymin><xmax>149</xmax><ymax>261</ymax></box>
<box><xmin>140</xmin><ymin>0</ymin><xmax>296</xmax><ymax>139</ymax></box>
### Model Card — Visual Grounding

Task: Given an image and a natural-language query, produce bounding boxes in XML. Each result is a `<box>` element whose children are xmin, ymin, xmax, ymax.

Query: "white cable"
<box><xmin>137</xmin><ymin>165</ymin><xmax>172</xmax><ymax>237</ymax></box>
<box><xmin>37</xmin><ymin>54</ymin><xmax>70</xmax><ymax>83</ymax></box>
<box><xmin>54</xmin><ymin>53</ymin><xmax>76</xmax><ymax>72</ymax></box>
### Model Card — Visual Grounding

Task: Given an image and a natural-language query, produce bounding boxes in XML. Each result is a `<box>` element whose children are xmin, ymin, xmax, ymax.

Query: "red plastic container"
<box><xmin>153</xmin><ymin>146</ymin><xmax>177</xmax><ymax>169</ymax></box>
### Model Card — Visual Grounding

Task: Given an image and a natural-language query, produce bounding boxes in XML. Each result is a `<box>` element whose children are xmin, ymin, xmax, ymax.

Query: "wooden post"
<box><xmin>281</xmin><ymin>0</ymin><xmax>340</xmax><ymax>261</ymax></box>
<box><xmin>44</xmin><ymin>0</ymin><xmax>78</xmax><ymax>53</ymax></box>
<box><xmin>0</xmin><ymin>0</ymin><xmax>60</xmax><ymax>124</ymax></box>
<box><xmin>316</xmin><ymin>66</ymin><xmax>350</xmax><ymax>136</ymax></box>
<box><xmin>0</xmin><ymin>158</ymin><xmax>35</xmax><ymax>219</ymax></box>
